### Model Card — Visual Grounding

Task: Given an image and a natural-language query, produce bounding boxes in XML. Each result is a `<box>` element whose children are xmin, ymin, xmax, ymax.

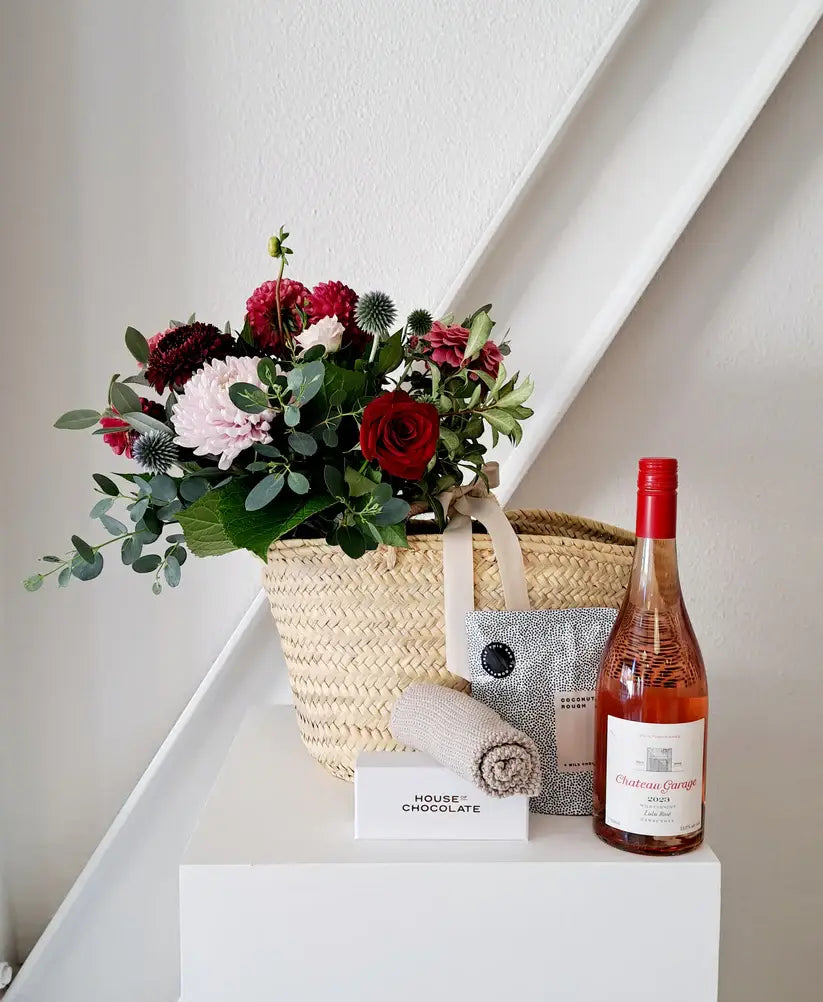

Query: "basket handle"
<box><xmin>442</xmin><ymin>495</ymin><xmax>530</xmax><ymax>681</ymax></box>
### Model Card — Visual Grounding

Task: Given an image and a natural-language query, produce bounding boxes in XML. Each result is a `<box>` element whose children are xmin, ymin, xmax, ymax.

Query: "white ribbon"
<box><xmin>442</xmin><ymin>493</ymin><xmax>530</xmax><ymax>681</ymax></box>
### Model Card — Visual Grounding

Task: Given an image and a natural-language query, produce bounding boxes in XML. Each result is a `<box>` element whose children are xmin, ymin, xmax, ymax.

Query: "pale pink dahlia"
<box><xmin>171</xmin><ymin>356</ymin><xmax>276</xmax><ymax>470</ymax></box>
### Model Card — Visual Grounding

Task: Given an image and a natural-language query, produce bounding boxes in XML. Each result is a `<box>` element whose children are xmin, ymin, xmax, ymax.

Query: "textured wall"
<box><xmin>514</xmin><ymin>25</ymin><xmax>823</xmax><ymax>1002</ymax></box>
<box><xmin>0</xmin><ymin>0</ymin><xmax>629</xmax><ymax>956</ymax></box>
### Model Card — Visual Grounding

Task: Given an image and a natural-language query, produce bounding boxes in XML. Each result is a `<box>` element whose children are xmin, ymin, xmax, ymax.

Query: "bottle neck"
<box><xmin>630</xmin><ymin>490</ymin><xmax>681</xmax><ymax>609</ymax></box>
<box><xmin>627</xmin><ymin>537</ymin><xmax>682</xmax><ymax>609</ymax></box>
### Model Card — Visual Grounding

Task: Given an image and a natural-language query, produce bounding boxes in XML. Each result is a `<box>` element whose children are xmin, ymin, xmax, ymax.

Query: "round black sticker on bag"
<box><xmin>480</xmin><ymin>642</ymin><xmax>515</xmax><ymax>679</ymax></box>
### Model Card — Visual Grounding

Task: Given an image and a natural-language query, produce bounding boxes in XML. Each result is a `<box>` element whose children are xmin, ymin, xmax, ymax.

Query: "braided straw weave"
<box><xmin>263</xmin><ymin>509</ymin><xmax>635</xmax><ymax>781</ymax></box>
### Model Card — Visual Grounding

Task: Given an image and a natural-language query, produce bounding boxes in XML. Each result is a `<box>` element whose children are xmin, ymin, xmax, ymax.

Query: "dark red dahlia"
<box><xmin>100</xmin><ymin>398</ymin><xmax>167</xmax><ymax>459</ymax></box>
<box><xmin>307</xmin><ymin>281</ymin><xmax>368</xmax><ymax>350</ymax></box>
<box><xmin>245</xmin><ymin>278</ymin><xmax>309</xmax><ymax>354</ymax></box>
<box><xmin>145</xmin><ymin>323</ymin><xmax>232</xmax><ymax>393</ymax></box>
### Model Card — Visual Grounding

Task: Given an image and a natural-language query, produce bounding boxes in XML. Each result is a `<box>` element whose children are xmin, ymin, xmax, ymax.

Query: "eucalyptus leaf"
<box><xmin>158</xmin><ymin>499</ymin><xmax>183</xmax><ymax>522</ymax></box>
<box><xmin>149</xmin><ymin>474</ymin><xmax>178</xmax><ymax>502</ymax></box>
<box><xmin>257</xmin><ymin>358</ymin><xmax>279</xmax><ymax>386</ymax></box>
<box><xmin>287</xmin><ymin>471</ymin><xmax>310</xmax><ymax>495</ymax></box>
<box><xmin>152</xmin><ymin>581</ymin><xmax>162</xmax><ymax>595</ymax></box>
<box><xmin>164</xmin><ymin>554</ymin><xmax>181</xmax><ymax>587</ymax></box>
<box><xmin>180</xmin><ymin>477</ymin><xmax>209</xmax><ymax>502</ymax></box>
<box><xmin>288</xmin><ymin>431</ymin><xmax>317</xmax><ymax>457</ymax></box>
<box><xmin>254</xmin><ymin>443</ymin><xmax>282</xmax><ymax>459</ymax></box>
<box><xmin>284</xmin><ymin>404</ymin><xmax>300</xmax><ymax>427</ymax></box>
<box><xmin>71</xmin><ymin>551</ymin><xmax>104</xmax><ymax>580</ymax></box>
<box><xmin>372</xmin><ymin>483</ymin><xmax>392</xmax><ymax>505</ymax></box>
<box><xmin>129</xmin><ymin>497</ymin><xmax>150</xmax><ymax>522</ymax></box>
<box><xmin>100</xmin><ymin>514</ymin><xmax>128</xmax><ymax>536</ymax></box>
<box><xmin>374</xmin><ymin>498</ymin><xmax>411</xmax><ymax>526</ymax></box>
<box><xmin>245</xmin><ymin>474</ymin><xmax>285</xmax><ymax>511</ymax></box>
<box><xmin>93</xmin><ymin>473</ymin><xmax>119</xmax><ymax>496</ymax></box>
<box><xmin>58</xmin><ymin>565</ymin><xmax>72</xmax><ymax>587</ymax></box>
<box><xmin>124</xmin><ymin>326</ymin><xmax>150</xmax><ymax>364</ymax></box>
<box><xmin>71</xmin><ymin>535</ymin><xmax>95</xmax><ymax>564</ymax></box>
<box><xmin>121</xmin><ymin>538</ymin><xmax>136</xmax><ymax>565</ymax></box>
<box><xmin>54</xmin><ymin>409</ymin><xmax>100</xmax><ymax>430</ymax></box>
<box><xmin>321</xmin><ymin>427</ymin><xmax>338</xmax><ymax>448</ymax></box>
<box><xmin>23</xmin><ymin>574</ymin><xmax>43</xmax><ymax>592</ymax></box>
<box><xmin>228</xmin><ymin>382</ymin><xmax>270</xmax><ymax>414</ymax></box>
<box><xmin>132</xmin><ymin>554</ymin><xmax>162</xmax><ymax>573</ymax></box>
<box><xmin>41</xmin><ymin>555</ymin><xmax>62</xmax><ymax>563</ymax></box>
<box><xmin>90</xmin><ymin>498</ymin><xmax>114</xmax><ymax>519</ymax></box>
<box><xmin>301</xmin><ymin>344</ymin><xmax>326</xmax><ymax>363</ymax></box>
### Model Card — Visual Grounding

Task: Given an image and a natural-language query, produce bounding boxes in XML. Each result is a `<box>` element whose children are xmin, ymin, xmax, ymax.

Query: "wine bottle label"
<box><xmin>605</xmin><ymin>716</ymin><xmax>704</xmax><ymax>836</ymax></box>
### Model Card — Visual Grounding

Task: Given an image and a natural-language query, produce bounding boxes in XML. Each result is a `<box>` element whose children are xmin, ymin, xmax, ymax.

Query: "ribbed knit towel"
<box><xmin>390</xmin><ymin>683</ymin><xmax>542</xmax><ymax>798</ymax></box>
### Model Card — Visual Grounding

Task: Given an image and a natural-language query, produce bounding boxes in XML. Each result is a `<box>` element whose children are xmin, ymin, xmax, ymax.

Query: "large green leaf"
<box><xmin>219</xmin><ymin>480</ymin><xmax>336</xmax><ymax>559</ymax></box>
<box><xmin>176</xmin><ymin>489</ymin><xmax>237</xmax><ymax>557</ymax></box>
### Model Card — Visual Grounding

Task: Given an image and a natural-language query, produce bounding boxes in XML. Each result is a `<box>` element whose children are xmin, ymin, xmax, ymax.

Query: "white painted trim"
<box><xmin>495</xmin><ymin>0</ymin><xmax>823</xmax><ymax>504</ymax></box>
<box><xmin>10</xmin><ymin>1</ymin><xmax>821</xmax><ymax>997</ymax></box>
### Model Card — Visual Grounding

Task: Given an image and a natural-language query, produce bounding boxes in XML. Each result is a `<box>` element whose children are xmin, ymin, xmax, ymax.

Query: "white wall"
<box><xmin>0</xmin><ymin>0</ymin><xmax>631</xmax><ymax>955</ymax></box>
<box><xmin>513</xmin><ymin>24</ymin><xmax>823</xmax><ymax>1002</ymax></box>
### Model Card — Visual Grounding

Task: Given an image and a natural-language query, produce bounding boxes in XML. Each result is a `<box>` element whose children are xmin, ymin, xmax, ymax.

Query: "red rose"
<box><xmin>360</xmin><ymin>391</ymin><xmax>440</xmax><ymax>481</ymax></box>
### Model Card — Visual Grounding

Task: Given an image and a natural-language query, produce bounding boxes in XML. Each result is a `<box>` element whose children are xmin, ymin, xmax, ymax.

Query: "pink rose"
<box><xmin>421</xmin><ymin>321</ymin><xmax>502</xmax><ymax>378</ymax></box>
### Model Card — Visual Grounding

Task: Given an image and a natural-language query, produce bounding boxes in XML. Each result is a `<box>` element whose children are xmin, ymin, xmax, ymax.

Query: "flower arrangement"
<box><xmin>26</xmin><ymin>229</ymin><xmax>533</xmax><ymax>594</ymax></box>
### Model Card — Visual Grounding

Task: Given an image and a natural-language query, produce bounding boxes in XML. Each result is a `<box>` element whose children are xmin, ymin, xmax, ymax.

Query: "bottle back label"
<box><xmin>605</xmin><ymin>716</ymin><xmax>704</xmax><ymax>836</ymax></box>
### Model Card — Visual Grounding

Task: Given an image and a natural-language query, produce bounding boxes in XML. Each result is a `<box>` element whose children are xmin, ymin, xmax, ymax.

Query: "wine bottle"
<box><xmin>593</xmin><ymin>458</ymin><xmax>708</xmax><ymax>855</ymax></box>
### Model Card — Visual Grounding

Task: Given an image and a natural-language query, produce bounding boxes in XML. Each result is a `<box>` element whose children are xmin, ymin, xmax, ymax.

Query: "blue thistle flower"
<box><xmin>132</xmin><ymin>430</ymin><xmax>178</xmax><ymax>475</ymax></box>
<box><xmin>355</xmin><ymin>291</ymin><xmax>397</xmax><ymax>337</ymax></box>
<box><xmin>407</xmin><ymin>309</ymin><xmax>433</xmax><ymax>337</ymax></box>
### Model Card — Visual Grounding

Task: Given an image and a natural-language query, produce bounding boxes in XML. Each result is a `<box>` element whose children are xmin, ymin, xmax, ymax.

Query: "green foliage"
<box><xmin>55</xmin><ymin>409</ymin><xmax>100</xmax><ymax>430</ymax></box>
<box><xmin>33</xmin><ymin>229</ymin><xmax>537</xmax><ymax>593</ymax></box>
<box><xmin>125</xmin><ymin>326</ymin><xmax>150</xmax><ymax>364</ymax></box>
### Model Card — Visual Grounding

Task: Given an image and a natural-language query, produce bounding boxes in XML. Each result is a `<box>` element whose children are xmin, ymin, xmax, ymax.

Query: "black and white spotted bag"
<box><xmin>442</xmin><ymin>496</ymin><xmax>617</xmax><ymax>816</ymax></box>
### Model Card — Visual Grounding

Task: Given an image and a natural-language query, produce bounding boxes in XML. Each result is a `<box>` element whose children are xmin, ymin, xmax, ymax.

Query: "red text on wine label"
<box><xmin>614</xmin><ymin>774</ymin><xmax>698</xmax><ymax>792</ymax></box>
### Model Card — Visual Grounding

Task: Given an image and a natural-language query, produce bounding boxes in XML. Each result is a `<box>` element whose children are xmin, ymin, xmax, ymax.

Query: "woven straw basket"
<box><xmin>263</xmin><ymin>509</ymin><xmax>635</xmax><ymax>781</ymax></box>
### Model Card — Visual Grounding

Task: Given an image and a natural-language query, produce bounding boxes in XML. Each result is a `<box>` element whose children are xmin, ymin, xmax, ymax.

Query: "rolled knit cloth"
<box><xmin>390</xmin><ymin>683</ymin><xmax>542</xmax><ymax>798</ymax></box>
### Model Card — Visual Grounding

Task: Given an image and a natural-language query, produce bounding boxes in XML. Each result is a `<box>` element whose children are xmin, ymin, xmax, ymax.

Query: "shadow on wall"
<box><xmin>514</xmin><ymin>23</ymin><xmax>823</xmax><ymax>1002</ymax></box>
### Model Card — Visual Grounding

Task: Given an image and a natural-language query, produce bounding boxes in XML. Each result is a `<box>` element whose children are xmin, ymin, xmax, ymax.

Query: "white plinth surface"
<box><xmin>180</xmin><ymin>707</ymin><xmax>721</xmax><ymax>1002</ymax></box>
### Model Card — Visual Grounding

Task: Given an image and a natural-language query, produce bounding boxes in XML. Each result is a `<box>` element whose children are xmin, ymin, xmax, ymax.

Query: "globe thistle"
<box><xmin>145</xmin><ymin>322</ymin><xmax>233</xmax><ymax>393</ymax></box>
<box><xmin>132</xmin><ymin>430</ymin><xmax>179</xmax><ymax>475</ymax></box>
<box><xmin>355</xmin><ymin>291</ymin><xmax>396</xmax><ymax>337</ymax></box>
<box><xmin>407</xmin><ymin>308</ymin><xmax>433</xmax><ymax>337</ymax></box>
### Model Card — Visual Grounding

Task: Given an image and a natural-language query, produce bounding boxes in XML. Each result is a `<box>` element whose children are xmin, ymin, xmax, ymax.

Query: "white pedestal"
<box><xmin>180</xmin><ymin>707</ymin><xmax>721</xmax><ymax>1002</ymax></box>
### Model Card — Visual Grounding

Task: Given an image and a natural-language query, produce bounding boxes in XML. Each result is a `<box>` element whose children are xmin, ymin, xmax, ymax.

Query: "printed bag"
<box><xmin>442</xmin><ymin>494</ymin><xmax>625</xmax><ymax>815</ymax></box>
